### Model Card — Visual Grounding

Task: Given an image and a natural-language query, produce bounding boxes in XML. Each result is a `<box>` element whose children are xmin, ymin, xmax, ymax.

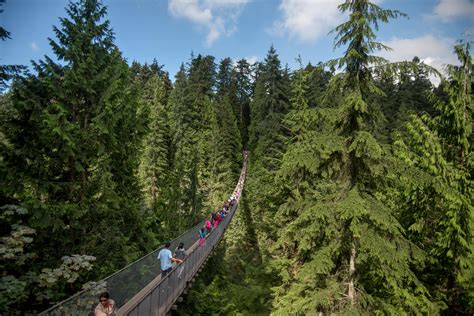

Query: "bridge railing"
<box><xmin>118</xmin><ymin>200</ymin><xmax>239</xmax><ymax>315</ymax></box>
<box><xmin>38</xmin><ymin>217</ymin><xmax>206</xmax><ymax>316</ymax></box>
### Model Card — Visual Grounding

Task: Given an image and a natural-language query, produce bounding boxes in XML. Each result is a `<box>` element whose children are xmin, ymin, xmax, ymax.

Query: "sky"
<box><xmin>1</xmin><ymin>0</ymin><xmax>473</xmax><ymax>80</ymax></box>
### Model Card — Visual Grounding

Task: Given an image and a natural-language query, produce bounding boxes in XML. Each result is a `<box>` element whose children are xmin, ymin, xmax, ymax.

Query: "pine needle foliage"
<box><xmin>270</xmin><ymin>1</ymin><xmax>436</xmax><ymax>314</ymax></box>
<box><xmin>247</xmin><ymin>46</ymin><xmax>290</xmax><ymax>244</ymax></box>
<box><xmin>1</xmin><ymin>0</ymin><xmax>152</xmax><ymax>311</ymax></box>
<box><xmin>136</xmin><ymin>74</ymin><xmax>175</xmax><ymax>241</ymax></box>
<box><xmin>234</xmin><ymin>59</ymin><xmax>253</xmax><ymax>148</ymax></box>
<box><xmin>394</xmin><ymin>40</ymin><xmax>473</xmax><ymax>314</ymax></box>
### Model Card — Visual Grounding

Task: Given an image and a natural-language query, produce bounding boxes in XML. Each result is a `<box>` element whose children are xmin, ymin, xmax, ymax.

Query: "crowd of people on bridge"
<box><xmin>161</xmin><ymin>151</ymin><xmax>248</xmax><ymax>276</ymax></box>
<box><xmin>199</xmin><ymin>151</ymin><xmax>247</xmax><ymax>246</ymax></box>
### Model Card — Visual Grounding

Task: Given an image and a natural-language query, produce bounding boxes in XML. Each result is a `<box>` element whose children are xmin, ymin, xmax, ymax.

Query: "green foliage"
<box><xmin>167</xmin><ymin>54</ymin><xmax>242</xmax><ymax>228</ymax></box>
<box><xmin>0</xmin><ymin>205</ymin><xmax>96</xmax><ymax>313</ymax></box>
<box><xmin>371</xmin><ymin>57</ymin><xmax>438</xmax><ymax>144</ymax></box>
<box><xmin>1</xmin><ymin>0</ymin><xmax>472</xmax><ymax>314</ymax></box>
<box><xmin>167</xmin><ymin>55</ymin><xmax>216</xmax><ymax>226</ymax></box>
<box><xmin>330</xmin><ymin>0</ymin><xmax>407</xmax><ymax>90</ymax></box>
<box><xmin>268</xmin><ymin>1</ymin><xmax>439</xmax><ymax>314</ymax></box>
<box><xmin>138</xmin><ymin>76</ymin><xmax>169</xmax><ymax>204</ymax></box>
<box><xmin>1</xmin><ymin>0</ymin><xmax>151</xmax><ymax>312</ymax></box>
<box><xmin>234</xmin><ymin>59</ymin><xmax>253</xmax><ymax>148</ymax></box>
<box><xmin>249</xmin><ymin>46</ymin><xmax>290</xmax><ymax>154</ymax></box>
<box><xmin>200</xmin><ymin>58</ymin><xmax>243</xmax><ymax>210</ymax></box>
<box><xmin>202</xmin><ymin>95</ymin><xmax>241</xmax><ymax>209</ymax></box>
<box><xmin>180</xmin><ymin>193</ymin><xmax>272</xmax><ymax>316</ymax></box>
<box><xmin>135</xmin><ymin>73</ymin><xmax>175</xmax><ymax>242</ymax></box>
<box><xmin>394</xmin><ymin>40</ymin><xmax>473</xmax><ymax>313</ymax></box>
<box><xmin>246</xmin><ymin>47</ymin><xmax>291</xmax><ymax>264</ymax></box>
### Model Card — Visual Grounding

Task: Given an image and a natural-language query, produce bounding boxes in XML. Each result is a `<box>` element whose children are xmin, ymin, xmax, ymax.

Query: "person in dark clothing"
<box><xmin>174</xmin><ymin>242</ymin><xmax>186</xmax><ymax>278</ymax></box>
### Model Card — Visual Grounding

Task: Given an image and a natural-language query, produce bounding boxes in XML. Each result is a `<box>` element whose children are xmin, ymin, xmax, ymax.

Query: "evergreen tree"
<box><xmin>167</xmin><ymin>64</ymin><xmax>196</xmax><ymax>229</ymax></box>
<box><xmin>167</xmin><ymin>55</ymin><xmax>217</xmax><ymax>226</ymax></box>
<box><xmin>247</xmin><ymin>46</ymin><xmax>290</xmax><ymax>241</ymax></box>
<box><xmin>130</xmin><ymin>59</ymin><xmax>173</xmax><ymax>104</ymax></box>
<box><xmin>271</xmin><ymin>1</ymin><xmax>436</xmax><ymax>314</ymax></box>
<box><xmin>216</xmin><ymin>58</ymin><xmax>243</xmax><ymax>175</ymax></box>
<box><xmin>305</xmin><ymin>62</ymin><xmax>334</xmax><ymax>109</ymax></box>
<box><xmin>216</xmin><ymin>57</ymin><xmax>234</xmax><ymax>100</ymax></box>
<box><xmin>234</xmin><ymin>59</ymin><xmax>253</xmax><ymax>148</ymax></box>
<box><xmin>243</xmin><ymin>48</ymin><xmax>291</xmax><ymax>315</ymax></box>
<box><xmin>201</xmin><ymin>95</ymin><xmax>240</xmax><ymax>209</ymax></box>
<box><xmin>0</xmin><ymin>0</ymin><xmax>151</xmax><ymax>311</ymax></box>
<box><xmin>248</xmin><ymin>46</ymin><xmax>289</xmax><ymax>161</ymax></box>
<box><xmin>377</xmin><ymin>56</ymin><xmax>434</xmax><ymax>139</ymax></box>
<box><xmin>137</xmin><ymin>75</ymin><xmax>172</xmax><ymax>235</ymax></box>
<box><xmin>395</xmin><ymin>40</ymin><xmax>473</xmax><ymax>314</ymax></box>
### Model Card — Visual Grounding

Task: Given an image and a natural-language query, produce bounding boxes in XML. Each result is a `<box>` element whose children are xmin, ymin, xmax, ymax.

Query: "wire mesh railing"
<box><xmin>39</xmin><ymin>152</ymin><xmax>247</xmax><ymax>316</ymax></box>
<box><xmin>118</xmin><ymin>200</ymin><xmax>239</xmax><ymax>316</ymax></box>
<box><xmin>38</xmin><ymin>218</ymin><xmax>206</xmax><ymax>316</ymax></box>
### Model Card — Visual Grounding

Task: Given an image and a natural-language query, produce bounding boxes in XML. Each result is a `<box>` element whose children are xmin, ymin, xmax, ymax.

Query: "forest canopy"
<box><xmin>0</xmin><ymin>0</ymin><xmax>472</xmax><ymax>314</ymax></box>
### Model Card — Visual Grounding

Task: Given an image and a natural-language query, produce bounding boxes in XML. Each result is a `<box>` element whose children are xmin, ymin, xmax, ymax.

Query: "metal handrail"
<box><xmin>117</xmin><ymin>200</ymin><xmax>240</xmax><ymax>315</ymax></box>
<box><xmin>38</xmin><ymin>218</ymin><xmax>207</xmax><ymax>316</ymax></box>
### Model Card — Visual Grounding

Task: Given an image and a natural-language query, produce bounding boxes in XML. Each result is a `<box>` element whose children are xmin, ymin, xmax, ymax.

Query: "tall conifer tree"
<box><xmin>168</xmin><ymin>55</ymin><xmax>218</xmax><ymax>225</ymax></box>
<box><xmin>247</xmin><ymin>46</ymin><xmax>290</xmax><ymax>243</ymax></box>
<box><xmin>194</xmin><ymin>56</ymin><xmax>242</xmax><ymax>214</ymax></box>
<box><xmin>271</xmin><ymin>1</ymin><xmax>436</xmax><ymax>314</ymax></box>
<box><xmin>216</xmin><ymin>58</ymin><xmax>242</xmax><ymax>175</ymax></box>
<box><xmin>395</xmin><ymin>41</ymin><xmax>473</xmax><ymax>313</ymax></box>
<box><xmin>1</xmin><ymin>0</ymin><xmax>151</xmax><ymax>310</ymax></box>
<box><xmin>235</xmin><ymin>59</ymin><xmax>253</xmax><ymax>148</ymax></box>
<box><xmin>137</xmin><ymin>75</ymin><xmax>171</xmax><ymax>227</ymax></box>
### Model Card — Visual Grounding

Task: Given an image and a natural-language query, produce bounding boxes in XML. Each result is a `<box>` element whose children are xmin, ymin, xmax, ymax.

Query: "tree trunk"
<box><xmin>348</xmin><ymin>239</ymin><xmax>356</xmax><ymax>305</ymax></box>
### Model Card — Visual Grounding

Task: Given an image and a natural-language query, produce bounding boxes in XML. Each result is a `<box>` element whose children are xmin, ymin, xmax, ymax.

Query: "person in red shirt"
<box><xmin>214</xmin><ymin>211</ymin><xmax>221</xmax><ymax>227</ymax></box>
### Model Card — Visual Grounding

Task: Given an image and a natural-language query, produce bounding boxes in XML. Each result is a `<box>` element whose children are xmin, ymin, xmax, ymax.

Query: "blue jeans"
<box><xmin>161</xmin><ymin>267</ymin><xmax>172</xmax><ymax>278</ymax></box>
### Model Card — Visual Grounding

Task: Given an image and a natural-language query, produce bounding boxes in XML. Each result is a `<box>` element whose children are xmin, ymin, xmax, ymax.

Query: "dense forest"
<box><xmin>1</xmin><ymin>0</ymin><xmax>472</xmax><ymax>315</ymax></box>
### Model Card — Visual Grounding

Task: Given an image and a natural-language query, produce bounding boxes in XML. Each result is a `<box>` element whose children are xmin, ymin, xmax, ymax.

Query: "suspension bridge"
<box><xmin>39</xmin><ymin>154</ymin><xmax>248</xmax><ymax>316</ymax></box>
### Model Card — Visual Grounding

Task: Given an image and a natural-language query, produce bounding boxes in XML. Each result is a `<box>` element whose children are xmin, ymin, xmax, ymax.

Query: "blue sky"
<box><xmin>1</xmin><ymin>0</ymin><xmax>473</xmax><ymax>80</ymax></box>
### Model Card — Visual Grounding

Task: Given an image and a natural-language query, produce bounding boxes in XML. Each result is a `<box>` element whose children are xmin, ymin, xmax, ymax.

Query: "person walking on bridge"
<box><xmin>174</xmin><ymin>242</ymin><xmax>186</xmax><ymax>278</ymax></box>
<box><xmin>158</xmin><ymin>242</ymin><xmax>183</xmax><ymax>278</ymax></box>
<box><xmin>205</xmin><ymin>217</ymin><xmax>212</xmax><ymax>234</ymax></box>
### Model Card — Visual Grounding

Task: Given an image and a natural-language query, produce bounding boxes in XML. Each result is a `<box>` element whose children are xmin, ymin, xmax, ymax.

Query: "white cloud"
<box><xmin>381</xmin><ymin>35</ymin><xmax>459</xmax><ymax>85</ymax></box>
<box><xmin>232</xmin><ymin>56</ymin><xmax>258</xmax><ymax>68</ymax></box>
<box><xmin>432</xmin><ymin>0</ymin><xmax>474</xmax><ymax>22</ymax></box>
<box><xmin>272</xmin><ymin>0</ymin><xmax>343</xmax><ymax>43</ymax></box>
<box><xmin>30</xmin><ymin>42</ymin><xmax>39</xmax><ymax>51</ymax></box>
<box><xmin>244</xmin><ymin>55</ymin><xmax>258</xmax><ymax>65</ymax></box>
<box><xmin>382</xmin><ymin>35</ymin><xmax>457</xmax><ymax>68</ymax></box>
<box><xmin>168</xmin><ymin>0</ymin><xmax>250</xmax><ymax>46</ymax></box>
<box><xmin>169</xmin><ymin>0</ymin><xmax>212</xmax><ymax>24</ymax></box>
